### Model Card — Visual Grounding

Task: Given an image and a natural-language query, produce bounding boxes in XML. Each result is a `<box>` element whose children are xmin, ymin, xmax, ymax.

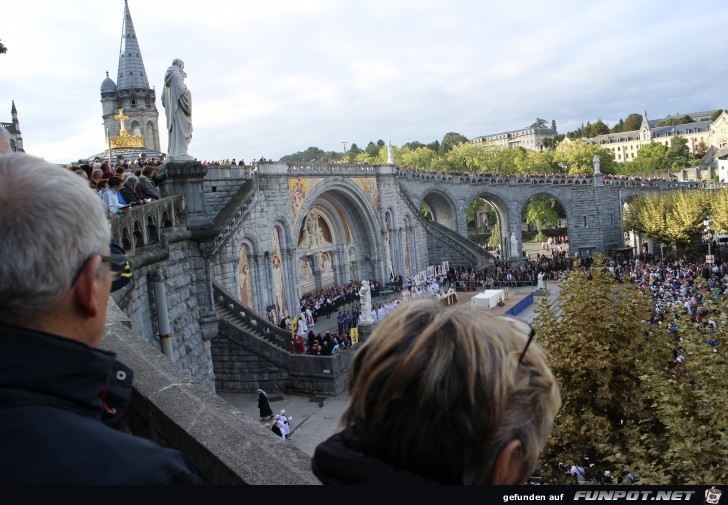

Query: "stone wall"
<box><xmin>203</xmin><ymin>164</ymin><xmax>253</xmax><ymax>216</ymax></box>
<box><xmin>213</xmin><ymin>317</ymin><xmax>354</xmax><ymax>397</ymax></box>
<box><xmin>102</xmin><ymin>302</ymin><xmax>319</xmax><ymax>485</ymax></box>
<box><xmin>111</xmin><ymin>198</ymin><xmax>216</xmax><ymax>391</ymax></box>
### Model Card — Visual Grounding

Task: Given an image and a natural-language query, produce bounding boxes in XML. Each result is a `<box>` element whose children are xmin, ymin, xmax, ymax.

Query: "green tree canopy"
<box><xmin>553</xmin><ymin>140</ymin><xmax>614</xmax><ymax>175</ymax></box>
<box><xmin>622</xmin><ymin>113</ymin><xmax>643</xmax><ymax>131</ymax></box>
<box><xmin>438</xmin><ymin>132</ymin><xmax>468</xmax><ymax>155</ymax></box>
<box><xmin>0</xmin><ymin>39</ymin><xmax>7</xmax><ymax>55</ymax></box>
<box><xmin>535</xmin><ymin>256</ymin><xmax>657</xmax><ymax>484</ymax></box>
<box><xmin>657</xmin><ymin>115</ymin><xmax>694</xmax><ymax>127</ymax></box>
<box><xmin>667</xmin><ymin>135</ymin><xmax>690</xmax><ymax>169</ymax></box>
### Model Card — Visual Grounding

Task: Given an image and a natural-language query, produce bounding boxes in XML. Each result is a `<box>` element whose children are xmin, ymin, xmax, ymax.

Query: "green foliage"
<box><xmin>611</xmin><ymin>118</ymin><xmax>625</xmax><ymax>133</ymax></box>
<box><xmin>622</xmin><ymin>113</ymin><xmax>643</xmax><ymax>132</ymax></box>
<box><xmin>657</xmin><ymin>115</ymin><xmax>694</xmax><ymax>127</ymax></box>
<box><xmin>711</xmin><ymin>109</ymin><xmax>725</xmax><ymax>121</ymax></box>
<box><xmin>622</xmin><ymin>190</ymin><xmax>715</xmax><ymax>247</ymax></box>
<box><xmin>279</xmin><ymin>146</ymin><xmax>343</xmax><ymax>163</ymax></box>
<box><xmin>0</xmin><ymin>39</ymin><xmax>6</xmax><ymax>55</ymax></box>
<box><xmin>438</xmin><ymin>132</ymin><xmax>468</xmax><ymax>155</ymax></box>
<box><xmin>364</xmin><ymin>141</ymin><xmax>380</xmax><ymax>157</ymax></box>
<box><xmin>531</xmin><ymin>118</ymin><xmax>548</xmax><ymax>128</ymax></box>
<box><xmin>488</xmin><ymin>224</ymin><xmax>501</xmax><ymax>247</ymax></box>
<box><xmin>553</xmin><ymin>140</ymin><xmax>615</xmax><ymax>175</ymax></box>
<box><xmin>583</xmin><ymin>119</ymin><xmax>610</xmax><ymax>138</ymax></box>
<box><xmin>535</xmin><ymin>256</ymin><xmax>657</xmax><ymax>484</ymax></box>
<box><xmin>524</xmin><ymin>195</ymin><xmax>561</xmax><ymax>234</ymax></box>
<box><xmin>667</xmin><ymin>136</ymin><xmax>690</xmax><ymax>169</ymax></box>
<box><xmin>420</xmin><ymin>203</ymin><xmax>432</xmax><ymax>220</ymax></box>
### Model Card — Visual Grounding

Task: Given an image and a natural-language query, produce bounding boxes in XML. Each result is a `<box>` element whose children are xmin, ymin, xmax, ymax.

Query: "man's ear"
<box><xmin>491</xmin><ymin>439</ymin><xmax>526</xmax><ymax>485</ymax></box>
<box><xmin>73</xmin><ymin>255</ymin><xmax>103</xmax><ymax>318</ymax></box>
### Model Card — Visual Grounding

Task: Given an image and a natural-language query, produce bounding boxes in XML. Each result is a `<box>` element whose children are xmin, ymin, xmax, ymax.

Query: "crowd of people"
<box><xmin>65</xmin><ymin>158</ymin><xmax>163</xmax><ymax>220</ymax></box>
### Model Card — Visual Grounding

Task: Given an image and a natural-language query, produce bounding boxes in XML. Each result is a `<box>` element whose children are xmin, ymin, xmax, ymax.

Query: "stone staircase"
<box><xmin>213</xmin><ymin>281</ymin><xmax>293</xmax><ymax>354</ymax></box>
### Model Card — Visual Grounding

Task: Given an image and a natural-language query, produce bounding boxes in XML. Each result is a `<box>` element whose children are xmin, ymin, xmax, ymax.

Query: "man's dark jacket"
<box><xmin>0</xmin><ymin>322</ymin><xmax>200</xmax><ymax>485</ymax></box>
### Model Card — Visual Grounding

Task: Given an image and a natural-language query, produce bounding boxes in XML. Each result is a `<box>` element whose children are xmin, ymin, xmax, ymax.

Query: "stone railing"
<box><xmin>395</xmin><ymin>168</ymin><xmax>593</xmax><ymax>185</ymax></box>
<box><xmin>287</xmin><ymin>163</ymin><xmax>384</xmax><ymax>175</ymax></box>
<box><xmin>210</xmin><ymin>178</ymin><xmax>257</xmax><ymax>257</ymax></box>
<box><xmin>102</xmin><ymin>302</ymin><xmax>319</xmax><ymax>485</ymax></box>
<box><xmin>213</xmin><ymin>281</ymin><xmax>292</xmax><ymax>351</ymax></box>
<box><xmin>110</xmin><ymin>195</ymin><xmax>185</xmax><ymax>252</ymax></box>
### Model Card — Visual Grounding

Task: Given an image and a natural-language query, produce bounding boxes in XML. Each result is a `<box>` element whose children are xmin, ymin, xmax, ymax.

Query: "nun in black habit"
<box><xmin>257</xmin><ymin>388</ymin><xmax>274</xmax><ymax>421</ymax></box>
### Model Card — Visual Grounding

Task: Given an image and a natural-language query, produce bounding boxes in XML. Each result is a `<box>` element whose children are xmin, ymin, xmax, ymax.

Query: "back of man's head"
<box><xmin>0</xmin><ymin>153</ymin><xmax>109</xmax><ymax>319</ymax></box>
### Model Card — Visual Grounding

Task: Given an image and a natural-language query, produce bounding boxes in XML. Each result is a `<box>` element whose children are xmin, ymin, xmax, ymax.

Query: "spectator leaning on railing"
<box><xmin>0</xmin><ymin>153</ymin><xmax>200</xmax><ymax>484</ymax></box>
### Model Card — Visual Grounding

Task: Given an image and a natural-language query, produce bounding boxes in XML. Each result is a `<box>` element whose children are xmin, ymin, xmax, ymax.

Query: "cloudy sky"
<box><xmin>2</xmin><ymin>0</ymin><xmax>728</xmax><ymax>164</ymax></box>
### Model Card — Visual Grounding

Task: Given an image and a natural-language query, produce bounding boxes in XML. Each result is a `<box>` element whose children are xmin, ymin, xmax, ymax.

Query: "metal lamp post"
<box><xmin>704</xmin><ymin>217</ymin><xmax>713</xmax><ymax>260</ymax></box>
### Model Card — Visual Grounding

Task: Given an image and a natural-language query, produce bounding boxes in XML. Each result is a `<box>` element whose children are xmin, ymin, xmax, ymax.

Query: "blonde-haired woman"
<box><xmin>312</xmin><ymin>298</ymin><xmax>561</xmax><ymax>485</ymax></box>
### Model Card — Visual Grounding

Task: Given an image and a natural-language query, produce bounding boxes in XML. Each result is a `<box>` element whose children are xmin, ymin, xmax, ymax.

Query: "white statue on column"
<box><xmin>359</xmin><ymin>280</ymin><xmax>373</xmax><ymax>324</ymax></box>
<box><xmin>162</xmin><ymin>58</ymin><xmax>193</xmax><ymax>161</ymax></box>
<box><xmin>537</xmin><ymin>271</ymin><xmax>545</xmax><ymax>290</ymax></box>
<box><xmin>387</xmin><ymin>140</ymin><xmax>394</xmax><ymax>165</ymax></box>
<box><xmin>593</xmin><ymin>155</ymin><xmax>601</xmax><ymax>174</ymax></box>
<box><xmin>510</xmin><ymin>232</ymin><xmax>518</xmax><ymax>257</ymax></box>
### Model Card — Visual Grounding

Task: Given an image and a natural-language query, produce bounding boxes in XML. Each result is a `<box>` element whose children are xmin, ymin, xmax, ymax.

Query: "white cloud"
<box><xmin>2</xmin><ymin>0</ymin><xmax>728</xmax><ymax>163</ymax></box>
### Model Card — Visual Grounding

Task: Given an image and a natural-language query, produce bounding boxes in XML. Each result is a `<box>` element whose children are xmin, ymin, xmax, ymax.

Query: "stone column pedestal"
<box><xmin>357</xmin><ymin>322</ymin><xmax>375</xmax><ymax>343</ymax></box>
<box><xmin>158</xmin><ymin>160</ymin><xmax>210</xmax><ymax>229</ymax></box>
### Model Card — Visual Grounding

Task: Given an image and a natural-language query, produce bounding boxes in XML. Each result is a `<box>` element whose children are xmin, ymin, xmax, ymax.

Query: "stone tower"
<box><xmin>100</xmin><ymin>0</ymin><xmax>160</xmax><ymax>152</ymax></box>
<box><xmin>1</xmin><ymin>101</ymin><xmax>24</xmax><ymax>152</ymax></box>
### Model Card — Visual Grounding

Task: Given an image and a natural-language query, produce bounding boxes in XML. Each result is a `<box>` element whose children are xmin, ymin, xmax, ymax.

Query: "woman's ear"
<box><xmin>491</xmin><ymin>439</ymin><xmax>526</xmax><ymax>485</ymax></box>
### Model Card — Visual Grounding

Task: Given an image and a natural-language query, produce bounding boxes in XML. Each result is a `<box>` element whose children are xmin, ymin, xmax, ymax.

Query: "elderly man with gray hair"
<box><xmin>0</xmin><ymin>153</ymin><xmax>200</xmax><ymax>485</ymax></box>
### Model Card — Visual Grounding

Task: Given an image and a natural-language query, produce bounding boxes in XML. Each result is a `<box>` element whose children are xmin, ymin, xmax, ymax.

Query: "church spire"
<box><xmin>116</xmin><ymin>0</ymin><xmax>150</xmax><ymax>90</ymax></box>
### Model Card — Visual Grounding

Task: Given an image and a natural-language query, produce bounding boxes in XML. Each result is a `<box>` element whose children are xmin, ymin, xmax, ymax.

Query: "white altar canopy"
<box><xmin>470</xmin><ymin>289</ymin><xmax>505</xmax><ymax>309</ymax></box>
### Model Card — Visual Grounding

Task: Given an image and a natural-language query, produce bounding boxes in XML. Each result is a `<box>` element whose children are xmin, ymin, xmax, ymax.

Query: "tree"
<box><xmin>535</xmin><ymin>256</ymin><xmax>658</xmax><ymax>484</ymax></box>
<box><xmin>711</xmin><ymin>109</ymin><xmax>725</xmax><ymax>121</ymax></box>
<box><xmin>376</xmin><ymin>139</ymin><xmax>385</xmax><ymax>147</ymax></box>
<box><xmin>583</xmin><ymin>119</ymin><xmax>610</xmax><ymax>138</ymax></box>
<box><xmin>399</xmin><ymin>146</ymin><xmax>437</xmax><ymax>170</ymax></box>
<box><xmin>0</xmin><ymin>39</ymin><xmax>6</xmax><ymax>55</ymax></box>
<box><xmin>438</xmin><ymin>132</ymin><xmax>468</xmax><ymax>155</ymax></box>
<box><xmin>622</xmin><ymin>113</ymin><xmax>643</xmax><ymax>132</ymax></box>
<box><xmin>531</xmin><ymin>118</ymin><xmax>548</xmax><ymax>129</ymax></box>
<box><xmin>426</xmin><ymin>140</ymin><xmax>440</xmax><ymax>153</ymax></box>
<box><xmin>524</xmin><ymin>195</ymin><xmax>560</xmax><ymax>241</ymax></box>
<box><xmin>403</xmin><ymin>141</ymin><xmax>425</xmax><ymax>150</ymax></box>
<box><xmin>553</xmin><ymin>140</ymin><xmax>615</xmax><ymax>175</ymax></box>
<box><xmin>611</xmin><ymin>118</ymin><xmax>625</xmax><ymax>133</ymax></box>
<box><xmin>622</xmin><ymin>142</ymin><xmax>669</xmax><ymax>174</ymax></box>
<box><xmin>667</xmin><ymin>136</ymin><xmax>690</xmax><ymax>169</ymax></box>
<box><xmin>364</xmin><ymin>141</ymin><xmax>380</xmax><ymax>157</ymax></box>
<box><xmin>551</xmin><ymin>120</ymin><xmax>557</xmax><ymax>132</ymax></box>
<box><xmin>657</xmin><ymin>115</ymin><xmax>693</xmax><ymax>127</ymax></box>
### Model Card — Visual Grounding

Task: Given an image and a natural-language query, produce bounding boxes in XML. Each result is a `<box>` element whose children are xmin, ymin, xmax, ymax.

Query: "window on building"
<box><xmin>583</xmin><ymin>216</ymin><xmax>588</xmax><ymax>228</ymax></box>
<box><xmin>131</xmin><ymin>99</ymin><xmax>137</xmax><ymax>107</ymax></box>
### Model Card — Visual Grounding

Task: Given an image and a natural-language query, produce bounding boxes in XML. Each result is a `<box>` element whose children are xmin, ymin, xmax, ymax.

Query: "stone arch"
<box><xmin>130</xmin><ymin>120</ymin><xmax>142</xmax><ymax>137</ymax></box>
<box><xmin>464</xmin><ymin>192</ymin><xmax>510</xmax><ymax>256</ymax></box>
<box><xmin>237</xmin><ymin>239</ymin><xmax>257</xmax><ymax>309</ymax></box>
<box><xmin>133</xmin><ymin>220</ymin><xmax>144</xmax><ymax>248</ymax></box>
<box><xmin>161</xmin><ymin>211</ymin><xmax>173</xmax><ymax>228</ymax></box>
<box><xmin>145</xmin><ymin>120</ymin><xmax>158</xmax><ymax>150</ymax></box>
<box><xmin>421</xmin><ymin>190</ymin><xmax>457</xmax><ymax>229</ymax></box>
<box><xmin>146</xmin><ymin>215</ymin><xmax>159</xmax><ymax>244</ymax></box>
<box><xmin>269</xmin><ymin>219</ymin><xmax>294</xmax><ymax>319</ymax></box>
<box><xmin>295</xmin><ymin>178</ymin><xmax>382</xmax><ymax>284</ymax></box>
<box><xmin>510</xmin><ymin>188</ymin><xmax>573</xmax><ymax>259</ymax></box>
<box><xmin>121</xmin><ymin>227</ymin><xmax>132</xmax><ymax>251</ymax></box>
<box><xmin>519</xmin><ymin>191</ymin><xmax>569</xmax><ymax>257</ymax></box>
